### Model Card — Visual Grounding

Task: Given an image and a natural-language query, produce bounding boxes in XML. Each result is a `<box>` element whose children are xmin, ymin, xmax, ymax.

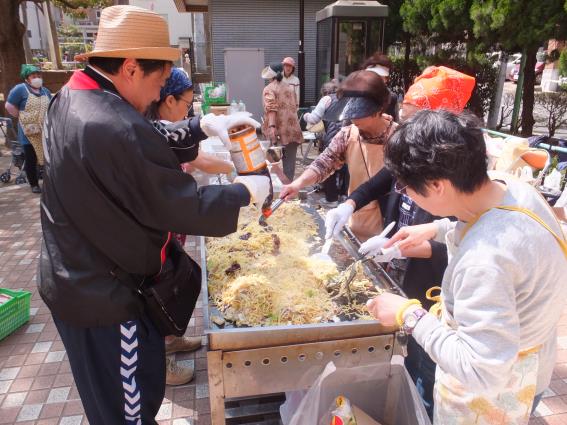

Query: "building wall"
<box><xmin>22</xmin><ymin>1</ymin><xmax>49</xmax><ymax>52</ymax></box>
<box><xmin>209</xmin><ymin>0</ymin><xmax>333</xmax><ymax>105</ymax></box>
<box><xmin>130</xmin><ymin>0</ymin><xmax>193</xmax><ymax>46</ymax></box>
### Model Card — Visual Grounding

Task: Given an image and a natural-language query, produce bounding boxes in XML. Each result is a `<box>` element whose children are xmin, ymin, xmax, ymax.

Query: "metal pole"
<box><xmin>298</xmin><ymin>0</ymin><xmax>305</xmax><ymax>107</ymax></box>
<box><xmin>510</xmin><ymin>50</ymin><xmax>527</xmax><ymax>133</ymax></box>
<box><xmin>487</xmin><ymin>52</ymin><xmax>508</xmax><ymax>129</ymax></box>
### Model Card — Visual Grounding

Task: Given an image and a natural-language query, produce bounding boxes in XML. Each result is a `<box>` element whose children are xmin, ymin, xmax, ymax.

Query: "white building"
<box><xmin>129</xmin><ymin>0</ymin><xmax>193</xmax><ymax>48</ymax></box>
<box><xmin>21</xmin><ymin>1</ymin><xmax>49</xmax><ymax>53</ymax></box>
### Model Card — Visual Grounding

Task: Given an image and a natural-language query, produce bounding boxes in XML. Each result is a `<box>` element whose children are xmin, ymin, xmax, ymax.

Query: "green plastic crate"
<box><xmin>0</xmin><ymin>288</ymin><xmax>31</xmax><ymax>340</ymax></box>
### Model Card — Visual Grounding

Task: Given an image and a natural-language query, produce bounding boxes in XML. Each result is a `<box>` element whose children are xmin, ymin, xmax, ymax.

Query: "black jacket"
<box><xmin>39</xmin><ymin>68</ymin><xmax>249</xmax><ymax>327</ymax></box>
<box><xmin>349</xmin><ymin>168</ymin><xmax>448</xmax><ymax>309</ymax></box>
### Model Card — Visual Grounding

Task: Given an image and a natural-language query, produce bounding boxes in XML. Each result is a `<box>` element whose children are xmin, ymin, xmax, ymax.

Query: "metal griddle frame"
<box><xmin>201</xmin><ymin>212</ymin><xmax>407</xmax><ymax>424</ymax></box>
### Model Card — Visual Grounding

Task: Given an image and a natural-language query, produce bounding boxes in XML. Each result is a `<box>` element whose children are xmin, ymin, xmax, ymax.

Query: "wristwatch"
<box><xmin>402</xmin><ymin>308</ymin><xmax>428</xmax><ymax>335</ymax></box>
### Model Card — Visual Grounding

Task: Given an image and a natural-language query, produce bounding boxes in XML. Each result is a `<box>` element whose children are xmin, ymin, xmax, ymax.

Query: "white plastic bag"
<box><xmin>544</xmin><ymin>168</ymin><xmax>562</xmax><ymax>191</ymax></box>
<box><xmin>281</xmin><ymin>359</ymin><xmax>431</xmax><ymax>425</ymax></box>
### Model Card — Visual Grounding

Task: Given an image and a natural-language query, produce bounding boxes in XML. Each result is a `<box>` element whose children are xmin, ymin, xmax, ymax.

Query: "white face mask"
<box><xmin>30</xmin><ymin>78</ymin><xmax>43</xmax><ymax>89</ymax></box>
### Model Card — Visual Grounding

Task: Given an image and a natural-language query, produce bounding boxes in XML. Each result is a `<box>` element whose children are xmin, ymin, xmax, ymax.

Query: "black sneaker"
<box><xmin>31</xmin><ymin>185</ymin><xmax>41</xmax><ymax>194</ymax></box>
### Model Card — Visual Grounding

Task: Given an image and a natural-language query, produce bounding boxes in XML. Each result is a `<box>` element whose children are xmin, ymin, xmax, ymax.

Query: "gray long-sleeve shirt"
<box><xmin>413</xmin><ymin>178</ymin><xmax>567</xmax><ymax>395</ymax></box>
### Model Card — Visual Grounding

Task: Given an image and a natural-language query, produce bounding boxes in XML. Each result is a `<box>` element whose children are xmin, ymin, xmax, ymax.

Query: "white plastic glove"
<box><xmin>358</xmin><ymin>235</ymin><xmax>389</xmax><ymax>258</ymax></box>
<box><xmin>371</xmin><ymin>245</ymin><xmax>404</xmax><ymax>263</ymax></box>
<box><xmin>233</xmin><ymin>175</ymin><xmax>270</xmax><ymax>209</ymax></box>
<box><xmin>200</xmin><ymin>112</ymin><xmax>261</xmax><ymax>149</ymax></box>
<box><xmin>324</xmin><ymin>203</ymin><xmax>355</xmax><ymax>239</ymax></box>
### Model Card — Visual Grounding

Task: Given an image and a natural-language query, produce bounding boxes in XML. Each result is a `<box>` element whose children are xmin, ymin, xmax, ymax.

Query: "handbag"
<box><xmin>112</xmin><ymin>236</ymin><xmax>202</xmax><ymax>337</ymax></box>
<box><xmin>306</xmin><ymin>120</ymin><xmax>325</xmax><ymax>134</ymax></box>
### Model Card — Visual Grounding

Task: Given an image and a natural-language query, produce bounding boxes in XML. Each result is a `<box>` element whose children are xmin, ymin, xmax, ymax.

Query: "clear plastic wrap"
<box><xmin>281</xmin><ymin>359</ymin><xmax>431</xmax><ymax>425</ymax></box>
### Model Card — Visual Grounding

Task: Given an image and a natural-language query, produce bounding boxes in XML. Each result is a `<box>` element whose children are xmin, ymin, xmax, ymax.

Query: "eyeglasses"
<box><xmin>178</xmin><ymin>96</ymin><xmax>194</xmax><ymax>115</ymax></box>
<box><xmin>178</xmin><ymin>96</ymin><xmax>192</xmax><ymax>107</ymax></box>
<box><xmin>394</xmin><ymin>181</ymin><xmax>408</xmax><ymax>195</ymax></box>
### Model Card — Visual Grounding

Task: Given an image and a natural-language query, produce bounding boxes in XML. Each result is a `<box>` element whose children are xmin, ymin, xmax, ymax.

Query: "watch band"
<box><xmin>402</xmin><ymin>308</ymin><xmax>428</xmax><ymax>335</ymax></box>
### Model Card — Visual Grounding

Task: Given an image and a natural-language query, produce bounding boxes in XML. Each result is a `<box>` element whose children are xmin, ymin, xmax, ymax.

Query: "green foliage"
<box><xmin>381</xmin><ymin>0</ymin><xmax>405</xmax><ymax>49</ymax></box>
<box><xmin>400</xmin><ymin>0</ymin><xmax>474</xmax><ymax>44</ymax></box>
<box><xmin>470</xmin><ymin>0</ymin><xmax>567</xmax><ymax>51</ymax></box>
<box><xmin>560</xmin><ymin>49</ymin><xmax>567</xmax><ymax>77</ymax></box>
<box><xmin>389</xmin><ymin>56</ymin><xmax>421</xmax><ymax>97</ymax></box>
<box><xmin>58</xmin><ymin>24</ymin><xmax>81</xmax><ymax>38</ymax></box>
<box><xmin>51</xmin><ymin>0</ymin><xmax>112</xmax><ymax>18</ymax></box>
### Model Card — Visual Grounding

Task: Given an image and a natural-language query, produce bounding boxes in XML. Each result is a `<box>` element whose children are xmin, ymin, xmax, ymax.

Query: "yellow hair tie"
<box><xmin>395</xmin><ymin>299</ymin><xmax>422</xmax><ymax>328</ymax></box>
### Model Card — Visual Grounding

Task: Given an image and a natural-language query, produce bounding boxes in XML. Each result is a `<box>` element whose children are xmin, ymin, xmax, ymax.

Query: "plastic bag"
<box><xmin>281</xmin><ymin>359</ymin><xmax>431</xmax><ymax>425</ymax></box>
<box><xmin>544</xmin><ymin>168</ymin><xmax>562</xmax><ymax>191</ymax></box>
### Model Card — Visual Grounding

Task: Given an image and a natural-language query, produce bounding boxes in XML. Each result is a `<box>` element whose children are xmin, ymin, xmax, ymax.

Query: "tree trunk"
<box><xmin>403</xmin><ymin>32</ymin><xmax>411</xmax><ymax>91</ymax></box>
<box><xmin>0</xmin><ymin>0</ymin><xmax>26</xmax><ymax>116</ymax></box>
<box><xmin>520</xmin><ymin>46</ymin><xmax>537</xmax><ymax>136</ymax></box>
<box><xmin>44</xmin><ymin>0</ymin><xmax>62</xmax><ymax>69</ymax></box>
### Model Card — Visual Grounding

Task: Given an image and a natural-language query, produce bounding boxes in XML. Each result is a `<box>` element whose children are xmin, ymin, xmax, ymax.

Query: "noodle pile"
<box><xmin>206</xmin><ymin>202</ymin><xmax>376</xmax><ymax>327</ymax></box>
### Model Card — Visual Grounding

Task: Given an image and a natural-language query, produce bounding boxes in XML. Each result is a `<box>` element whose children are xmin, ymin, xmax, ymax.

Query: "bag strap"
<box><xmin>462</xmin><ymin>205</ymin><xmax>567</xmax><ymax>258</ymax></box>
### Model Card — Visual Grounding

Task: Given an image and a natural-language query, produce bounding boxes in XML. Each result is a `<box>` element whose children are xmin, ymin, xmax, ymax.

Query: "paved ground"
<box><xmin>0</xmin><ymin>142</ymin><xmax>566</xmax><ymax>424</ymax></box>
<box><xmin>0</xmin><ymin>146</ymin><xmax>210</xmax><ymax>424</ymax></box>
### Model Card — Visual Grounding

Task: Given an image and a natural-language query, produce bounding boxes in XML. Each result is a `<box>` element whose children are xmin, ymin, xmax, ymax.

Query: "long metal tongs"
<box><xmin>340</xmin><ymin>221</ymin><xmax>396</xmax><ymax>301</ymax></box>
<box><xmin>258</xmin><ymin>199</ymin><xmax>285</xmax><ymax>226</ymax></box>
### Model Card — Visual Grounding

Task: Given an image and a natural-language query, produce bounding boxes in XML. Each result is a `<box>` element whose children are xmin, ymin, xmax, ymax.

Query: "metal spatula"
<box><xmin>311</xmin><ymin>238</ymin><xmax>334</xmax><ymax>262</ymax></box>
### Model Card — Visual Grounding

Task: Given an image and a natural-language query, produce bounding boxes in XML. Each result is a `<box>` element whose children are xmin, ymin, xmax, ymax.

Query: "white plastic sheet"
<box><xmin>281</xmin><ymin>358</ymin><xmax>431</xmax><ymax>425</ymax></box>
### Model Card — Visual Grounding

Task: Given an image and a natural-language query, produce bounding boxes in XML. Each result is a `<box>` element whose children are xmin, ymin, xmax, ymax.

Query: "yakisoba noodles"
<box><xmin>206</xmin><ymin>202</ymin><xmax>376</xmax><ymax>327</ymax></box>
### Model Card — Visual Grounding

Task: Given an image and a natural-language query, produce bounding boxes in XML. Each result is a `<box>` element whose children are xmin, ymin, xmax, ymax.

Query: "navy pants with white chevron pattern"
<box><xmin>54</xmin><ymin>315</ymin><xmax>165</xmax><ymax>424</ymax></box>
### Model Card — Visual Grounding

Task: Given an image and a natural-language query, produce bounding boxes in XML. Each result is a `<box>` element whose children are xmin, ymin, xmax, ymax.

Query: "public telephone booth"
<box><xmin>316</xmin><ymin>0</ymin><xmax>388</xmax><ymax>93</ymax></box>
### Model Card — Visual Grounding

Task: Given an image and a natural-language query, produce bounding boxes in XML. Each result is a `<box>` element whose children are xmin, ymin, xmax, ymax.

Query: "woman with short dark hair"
<box><xmin>368</xmin><ymin>109</ymin><xmax>567</xmax><ymax>423</ymax></box>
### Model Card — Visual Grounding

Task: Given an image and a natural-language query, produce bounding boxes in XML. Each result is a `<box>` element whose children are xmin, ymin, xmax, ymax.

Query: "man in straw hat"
<box><xmin>39</xmin><ymin>5</ymin><xmax>269</xmax><ymax>424</ymax></box>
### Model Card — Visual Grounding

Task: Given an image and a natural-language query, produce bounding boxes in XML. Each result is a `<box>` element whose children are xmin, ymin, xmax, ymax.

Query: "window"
<box><xmin>86</xmin><ymin>33</ymin><xmax>94</xmax><ymax>38</ymax></box>
<box><xmin>96</xmin><ymin>10</ymin><xmax>101</xmax><ymax>18</ymax></box>
<box><xmin>27</xmin><ymin>30</ymin><xmax>32</xmax><ymax>38</ymax></box>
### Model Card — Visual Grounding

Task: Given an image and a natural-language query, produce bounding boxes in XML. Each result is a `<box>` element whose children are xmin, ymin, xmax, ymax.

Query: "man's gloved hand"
<box><xmin>370</xmin><ymin>245</ymin><xmax>404</xmax><ymax>264</ymax></box>
<box><xmin>200</xmin><ymin>112</ymin><xmax>261</xmax><ymax>149</ymax></box>
<box><xmin>325</xmin><ymin>202</ymin><xmax>355</xmax><ymax>239</ymax></box>
<box><xmin>233</xmin><ymin>175</ymin><xmax>270</xmax><ymax>209</ymax></box>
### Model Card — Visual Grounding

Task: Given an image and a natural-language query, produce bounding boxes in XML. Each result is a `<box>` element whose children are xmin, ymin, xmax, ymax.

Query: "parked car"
<box><xmin>512</xmin><ymin>60</ymin><xmax>545</xmax><ymax>85</ymax></box>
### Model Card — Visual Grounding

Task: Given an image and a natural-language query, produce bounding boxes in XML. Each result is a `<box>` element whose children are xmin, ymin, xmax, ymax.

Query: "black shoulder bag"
<box><xmin>112</xmin><ymin>237</ymin><xmax>202</xmax><ymax>337</ymax></box>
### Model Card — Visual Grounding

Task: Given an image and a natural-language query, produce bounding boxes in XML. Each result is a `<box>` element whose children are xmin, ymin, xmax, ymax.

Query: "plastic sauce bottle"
<box><xmin>230</xmin><ymin>99</ymin><xmax>238</xmax><ymax>114</ymax></box>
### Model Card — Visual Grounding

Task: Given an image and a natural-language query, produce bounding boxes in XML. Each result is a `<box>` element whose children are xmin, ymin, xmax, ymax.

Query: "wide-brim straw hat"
<box><xmin>75</xmin><ymin>5</ymin><xmax>179</xmax><ymax>62</ymax></box>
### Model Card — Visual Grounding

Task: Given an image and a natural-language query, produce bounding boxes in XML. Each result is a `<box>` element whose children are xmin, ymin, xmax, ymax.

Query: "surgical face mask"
<box><xmin>30</xmin><ymin>78</ymin><xmax>43</xmax><ymax>89</ymax></box>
